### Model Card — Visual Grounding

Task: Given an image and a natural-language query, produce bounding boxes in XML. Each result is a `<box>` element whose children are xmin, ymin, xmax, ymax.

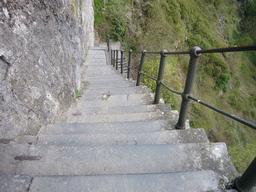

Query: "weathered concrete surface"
<box><xmin>40</xmin><ymin>120</ymin><xmax>173</xmax><ymax>135</ymax></box>
<box><xmin>0</xmin><ymin>174</ymin><xmax>32</xmax><ymax>192</ymax></box>
<box><xmin>0</xmin><ymin>0</ymin><xmax>94</xmax><ymax>139</ymax></box>
<box><xmin>29</xmin><ymin>170</ymin><xmax>220</xmax><ymax>192</ymax></box>
<box><xmin>0</xmin><ymin>143</ymin><xmax>235</xmax><ymax>178</ymax></box>
<box><xmin>32</xmin><ymin>128</ymin><xmax>209</xmax><ymax>146</ymax></box>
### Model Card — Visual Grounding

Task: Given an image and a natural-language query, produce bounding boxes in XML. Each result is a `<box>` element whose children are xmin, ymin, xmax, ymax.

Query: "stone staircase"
<box><xmin>0</xmin><ymin>45</ymin><xmax>237</xmax><ymax>191</ymax></box>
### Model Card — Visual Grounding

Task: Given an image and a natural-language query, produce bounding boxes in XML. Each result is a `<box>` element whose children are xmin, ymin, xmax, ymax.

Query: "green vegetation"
<box><xmin>94</xmin><ymin>0</ymin><xmax>256</xmax><ymax>174</ymax></box>
<box><xmin>76</xmin><ymin>90</ymin><xmax>82</xmax><ymax>99</ymax></box>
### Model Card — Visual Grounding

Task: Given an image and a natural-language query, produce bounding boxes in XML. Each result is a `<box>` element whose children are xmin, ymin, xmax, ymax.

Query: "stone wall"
<box><xmin>0</xmin><ymin>0</ymin><xmax>94</xmax><ymax>140</ymax></box>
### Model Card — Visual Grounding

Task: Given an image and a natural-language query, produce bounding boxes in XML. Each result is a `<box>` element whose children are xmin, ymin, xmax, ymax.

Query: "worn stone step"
<box><xmin>86</xmin><ymin>55</ymin><xmax>106</xmax><ymax>59</ymax></box>
<box><xmin>89</xmin><ymin>47</ymin><xmax>106</xmax><ymax>50</ymax></box>
<box><xmin>81</xmin><ymin>86</ymin><xmax>151</xmax><ymax>101</ymax></box>
<box><xmin>66</xmin><ymin>111</ymin><xmax>164</xmax><ymax>124</ymax></box>
<box><xmin>85</xmin><ymin>63</ymin><xmax>107</xmax><ymax>66</ymax></box>
<box><xmin>3</xmin><ymin>143</ymin><xmax>236</xmax><ymax>177</ymax></box>
<box><xmin>64</xmin><ymin>106</ymin><xmax>178</xmax><ymax>124</ymax></box>
<box><xmin>85</xmin><ymin>65</ymin><xmax>114</xmax><ymax>69</ymax></box>
<box><xmin>83</xmin><ymin>84</ymin><xmax>142</xmax><ymax>92</ymax></box>
<box><xmin>86</xmin><ymin>54</ymin><xmax>107</xmax><ymax>58</ymax></box>
<box><xmin>40</xmin><ymin>120</ymin><xmax>173</xmax><ymax>135</ymax></box>
<box><xmin>84</xmin><ymin>71</ymin><xmax>123</xmax><ymax>77</ymax></box>
<box><xmin>83</xmin><ymin>79</ymin><xmax>136</xmax><ymax>89</ymax></box>
<box><xmin>86</xmin><ymin>59</ymin><xmax>106</xmax><ymax>62</ymax></box>
<box><xmin>73</xmin><ymin>93</ymin><xmax>154</xmax><ymax>108</ymax></box>
<box><xmin>83</xmin><ymin>67</ymin><xmax>123</xmax><ymax>76</ymax></box>
<box><xmin>86</xmin><ymin>57</ymin><xmax>106</xmax><ymax>60</ymax></box>
<box><xmin>84</xmin><ymin>65</ymin><xmax>114</xmax><ymax>70</ymax></box>
<box><xmin>84</xmin><ymin>74</ymin><xmax>129</xmax><ymax>81</ymax></box>
<box><xmin>27</xmin><ymin>170</ymin><xmax>220</xmax><ymax>192</ymax></box>
<box><xmin>87</xmin><ymin>54</ymin><xmax>106</xmax><ymax>58</ymax></box>
<box><xmin>84</xmin><ymin>72</ymin><xmax>133</xmax><ymax>81</ymax></box>
<box><xmin>85</xmin><ymin>61</ymin><xmax>107</xmax><ymax>65</ymax></box>
<box><xmin>29</xmin><ymin>128</ymin><xmax>209</xmax><ymax>146</ymax></box>
<box><xmin>66</xmin><ymin>104</ymin><xmax>172</xmax><ymax>117</ymax></box>
<box><xmin>0</xmin><ymin>174</ymin><xmax>32</xmax><ymax>192</ymax></box>
<box><xmin>80</xmin><ymin>87</ymin><xmax>151</xmax><ymax>101</ymax></box>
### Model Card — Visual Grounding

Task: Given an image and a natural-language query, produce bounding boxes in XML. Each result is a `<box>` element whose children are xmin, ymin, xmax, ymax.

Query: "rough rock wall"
<box><xmin>0</xmin><ymin>0</ymin><xmax>94</xmax><ymax>139</ymax></box>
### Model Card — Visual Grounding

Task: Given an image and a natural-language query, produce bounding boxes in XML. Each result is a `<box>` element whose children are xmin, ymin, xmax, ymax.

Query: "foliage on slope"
<box><xmin>94</xmin><ymin>0</ymin><xmax>256</xmax><ymax>174</ymax></box>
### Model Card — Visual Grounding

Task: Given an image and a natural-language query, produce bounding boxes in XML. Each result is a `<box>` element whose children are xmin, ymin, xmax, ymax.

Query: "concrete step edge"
<box><xmin>3</xmin><ymin>143</ymin><xmax>236</xmax><ymax>178</ymax></box>
<box><xmin>15</xmin><ymin>128</ymin><xmax>209</xmax><ymax>146</ymax></box>
<box><xmin>27</xmin><ymin>170</ymin><xmax>221</xmax><ymax>192</ymax></box>
<box><xmin>65</xmin><ymin>111</ymin><xmax>165</xmax><ymax>124</ymax></box>
<box><xmin>40</xmin><ymin>120</ymin><xmax>174</xmax><ymax>135</ymax></box>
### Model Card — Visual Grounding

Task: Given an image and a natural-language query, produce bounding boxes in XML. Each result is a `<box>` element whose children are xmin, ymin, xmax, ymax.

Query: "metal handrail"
<box><xmin>196</xmin><ymin>45</ymin><xmax>256</xmax><ymax>54</ymax></box>
<box><xmin>110</xmin><ymin>44</ymin><xmax>256</xmax><ymax>191</ymax></box>
<box><xmin>140</xmin><ymin>72</ymin><xmax>157</xmax><ymax>82</ymax></box>
<box><xmin>161</xmin><ymin>82</ymin><xmax>183</xmax><ymax>95</ymax></box>
<box><xmin>189</xmin><ymin>95</ymin><xmax>256</xmax><ymax>130</ymax></box>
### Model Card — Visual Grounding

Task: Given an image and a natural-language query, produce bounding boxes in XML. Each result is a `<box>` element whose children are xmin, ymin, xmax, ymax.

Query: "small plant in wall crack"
<box><xmin>76</xmin><ymin>90</ymin><xmax>82</xmax><ymax>99</ymax></box>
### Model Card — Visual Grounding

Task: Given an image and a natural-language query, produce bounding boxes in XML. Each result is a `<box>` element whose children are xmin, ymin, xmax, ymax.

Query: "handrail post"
<box><xmin>111</xmin><ymin>50</ymin><xmax>113</xmax><ymax>66</ymax></box>
<box><xmin>176</xmin><ymin>46</ymin><xmax>202</xmax><ymax>129</ymax></box>
<box><xmin>154</xmin><ymin>50</ymin><xmax>168</xmax><ymax>104</ymax></box>
<box><xmin>107</xmin><ymin>34</ymin><xmax>110</xmax><ymax>51</ymax></box>
<box><xmin>136</xmin><ymin>50</ymin><xmax>147</xmax><ymax>86</ymax></box>
<box><xmin>127</xmin><ymin>50</ymin><xmax>132</xmax><ymax>79</ymax></box>
<box><xmin>113</xmin><ymin>50</ymin><xmax>116</xmax><ymax>67</ymax></box>
<box><xmin>116</xmin><ymin>50</ymin><xmax>118</xmax><ymax>70</ymax></box>
<box><xmin>121</xmin><ymin>50</ymin><xmax>124</xmax><ymax>74</ymax></box>
<box><xmin>233</xmin><ymin>156</ymin><xmax>256</xmax><ymax>192</ymax></box>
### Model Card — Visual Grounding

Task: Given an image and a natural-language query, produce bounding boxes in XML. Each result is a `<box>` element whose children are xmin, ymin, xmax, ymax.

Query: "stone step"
<box><xmin>73</xmin><ymin>93</ymin><xmax>154</xmax><ymax>108</ymax></box>
<box><xmin>87</xmin><ymin>54</ymin><xmax>106</xmax><ymax>57</ymax></box>
<box><xmin>83</xmin><ymin>71</ymin><xmax>122</xmax><ymax>77</ymax></box>
<box><xmin>66</xmin><ymin>104</ymin><xmax>172</xmax><ymax>117</ymax></box>
<box><xmin>21</xmin><ymin>128</ymin><xmax>209</xmax><ymax>146</ymax></box>
<box><xmin>64</xmin><ymin>106</ymin><xmax>178</xmax><ymax>124</ymax></box>
<box><xmin>40</xmin><ymin>120</ymin><xmax>173</xmax><ymax>135</ymax></box>
<box><xmin>89</xmin><ymin>47</ymin><xmax>106</xmax><ymax>50</ymax></box>
<box><xmin>82</xmin><ymin>72</ymin><xmax>140</xmax><ymax>81</ymax></box>
<box><xmin>84</xmin><ymin>62</ymin><xmax>107</xmax><ymax>66</ymax></box>
<box><xmin>65</xmin><ymin>111</ymin><xmax>164</xmax><ymax>124</ymax></box>
<box><xmin>84</xmin><ymin>74</ymin><xmax>129</xmax><ymax>81</ymax></box>
<box><xmin>0</xmin><ymin>174</ymin><xmax>32</xmax><ymax>192</ymax></box>
<box><xmin>86</xmin><ymin>58</ymin><xmax>106</xmax><ymax>61</ymax></box>
<box><xmin>83</xmin><ymin>78</ymin><xmax>136</xmax><ymax>89</ymax></box>
<box><xmin>86</xmin><ymin>56</ymin><xmax>106</xmax><ymax>60</ymax></box>
<box><xmin>83</xmin><ymin>84</ymin><xmax>141</xmax><ymax>91</ymax></box>
<box><xmin>80</xmin><ymin>86</ymin><xmax>151</xmax><ymax>100</ymax></box>
<box><xmin>85</xmin><ymin>65</ymin><xmax>114</xmax><ymax>69</ymax></box>
<box><xmin>83</xmin><ymin>67</ymin><xmax>123</xmax><ymax>76</ymax></box>
<box><xmin>27</xmin><ymin>170</ymin><xmax>220</xmax><ymax>192</ymax></box>
<box><xmin>3</xmin><ymin>143</ymin><xmax>235</xmax><ymax>177</ymax></box>
<box><xmin>84</xmin><ymin>72</ymin><xmax>132</xmax><ymax>81</ymax></box>
<box><xmin>86</xmin><ymin>53</ymin><xmax>106</xmax><ymax>56</ymax></box>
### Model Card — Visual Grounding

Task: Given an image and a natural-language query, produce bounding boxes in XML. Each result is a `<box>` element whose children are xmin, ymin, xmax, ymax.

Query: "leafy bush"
<box><xmin>105</xmin><ymin>1</ymin><xmax>130</xmax><ymax>41</ymax></box>
<box><xmin>215</xmin><ymin>73</ymin><xmax>230</xmax><ymax>91</ymax></box>
<box><xmin>188</xmin><ymin>34</ymin><xmax>201</xmax><ymax>47</ymax></box>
